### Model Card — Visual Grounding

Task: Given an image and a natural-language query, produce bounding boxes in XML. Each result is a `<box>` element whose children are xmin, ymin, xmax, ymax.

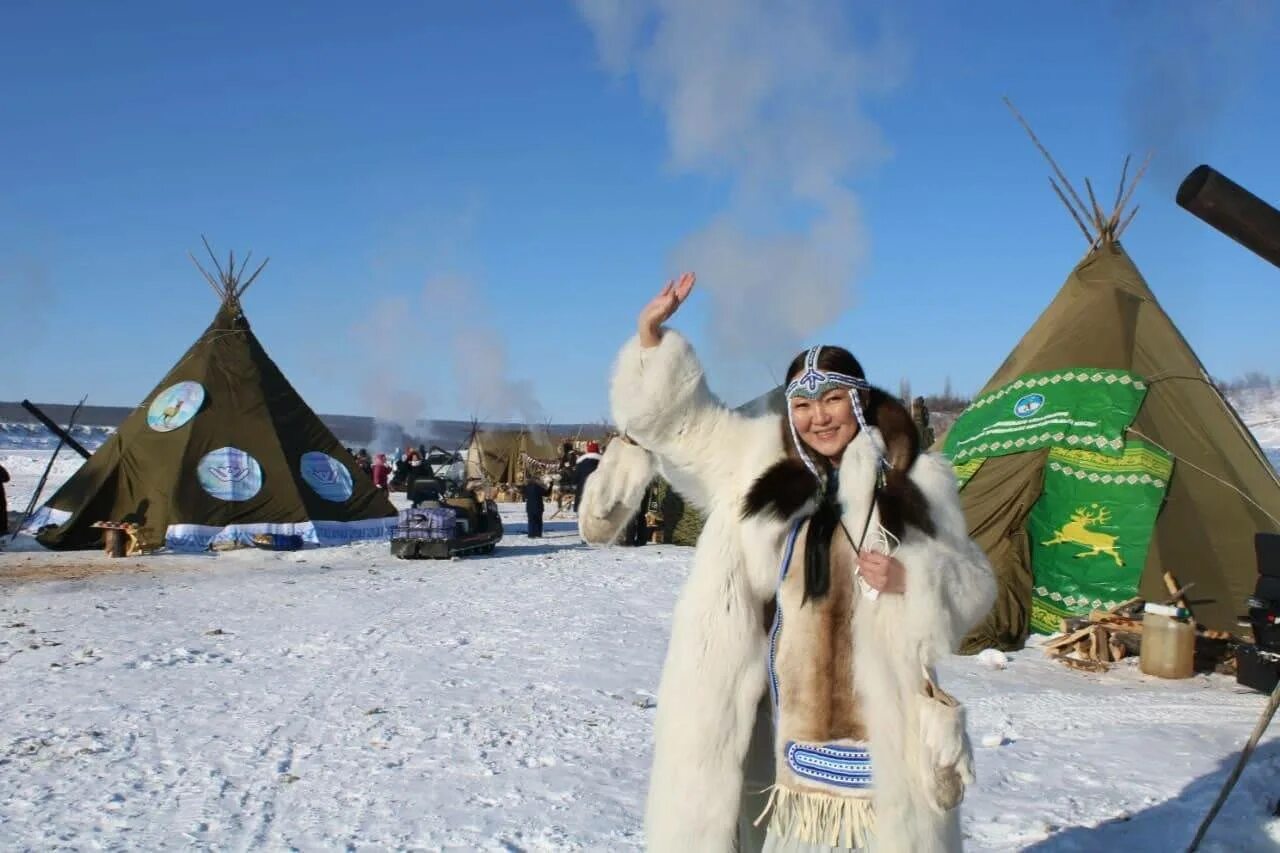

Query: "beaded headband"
<box><xmin>784</xmin><ymin>346</ymin><xmax>886</xmax><ymax>482</ymax></box>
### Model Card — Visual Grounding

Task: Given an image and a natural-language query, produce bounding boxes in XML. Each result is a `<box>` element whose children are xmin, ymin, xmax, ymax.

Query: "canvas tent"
<box><xmin>456</xmin><ymin>422</ymin><xmax>616</xmax><ymax>492</ymax></box>
<box><xmin>464</xmin><ymin>426</ymin><xmax>562</xmax><ymax>486</ymax></box>
<box><xmin>26</xmin><ymin>249</ymin><xmax>398</xmax><ymax>551</ymax></box>
<box><xmin>942</xmin><ymin>157</ymin><xmax>1280</xmax><ymax>650</ymax></box>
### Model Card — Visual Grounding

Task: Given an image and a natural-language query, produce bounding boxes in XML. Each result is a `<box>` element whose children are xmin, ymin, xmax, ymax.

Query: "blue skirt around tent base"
<box><xmin>252</xmin><ymin>533</ymin><xmax>305</xmax><ymax>551</ymax></box>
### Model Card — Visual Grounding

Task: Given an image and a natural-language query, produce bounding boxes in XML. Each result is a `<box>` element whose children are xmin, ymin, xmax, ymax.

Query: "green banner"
<box><xmin>943</xmin><ymin>368</ymin><xmax>1147</xmax><ymax>464</ymax></box>
<box><xmin>1028</xmin><ymin>440</ymin><xmax>1173</xmax><ymax>634</ymax></box>
<box><xmin>951</xmin><ymin>457</ymin><xmax>986</xmax><ymax>489</ymax></box>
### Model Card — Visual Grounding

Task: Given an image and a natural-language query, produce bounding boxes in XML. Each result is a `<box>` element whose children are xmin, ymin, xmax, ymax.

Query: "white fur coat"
<box><xmin>580</xmin><ymin>331</ymin><xmax>996</xmax><ymax>852</ymax></box>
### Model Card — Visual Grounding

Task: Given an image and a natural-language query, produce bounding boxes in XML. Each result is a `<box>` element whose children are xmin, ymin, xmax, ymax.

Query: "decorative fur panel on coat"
<box><xmin>764</xmin><ymin>434</ymin><xmax>996</xmax><ymax>851</ymax></box>
<box><xmin>608</xmin><ymin>330</ymin><xmax>996</xmax><ymax>852</ymax></box>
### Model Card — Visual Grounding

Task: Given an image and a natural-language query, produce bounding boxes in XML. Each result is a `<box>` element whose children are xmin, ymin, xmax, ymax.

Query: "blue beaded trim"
<box><xmin>785</xmin><ymin>741</ymin><xmax>875</xmax><ymax>789</ymax></box>
<box><xmin>768</xmin><ymin>522</ymin><xmax>803</xmax><ymax>711</ymax></box>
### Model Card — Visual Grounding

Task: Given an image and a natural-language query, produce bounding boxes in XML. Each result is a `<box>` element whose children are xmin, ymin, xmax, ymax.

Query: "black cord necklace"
<box><xmin>839</xmin><ymin>474</ymin><xmax>881</xmax><ymax>556</ymax></box>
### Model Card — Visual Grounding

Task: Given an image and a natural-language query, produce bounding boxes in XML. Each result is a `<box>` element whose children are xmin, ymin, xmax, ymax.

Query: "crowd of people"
<box><xmin>342</xmin><ymin>444</ymin><xmax>446</xmax><ymax>493</ymax></box>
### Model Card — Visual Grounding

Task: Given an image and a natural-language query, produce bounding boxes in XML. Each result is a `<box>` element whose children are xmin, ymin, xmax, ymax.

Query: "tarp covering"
<box><xmin>943</xmin><ymin>368</ymin><xmax>1147</xmax><ymax>463</ymax></box>
<box><xmin>1027</xmin><ymin>441</ymin><xmax>1173</xmax><ymax>633</ymax></box>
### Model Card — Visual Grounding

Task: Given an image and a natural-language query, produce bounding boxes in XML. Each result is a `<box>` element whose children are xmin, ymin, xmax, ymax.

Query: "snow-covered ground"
<box><xmin>2</xmin><ymin>501</ymin><xmax>1278</xmax><ymax>851</ymax></box>
<box><xmin>3</xmin><ymin>418</ymin><xmax>1280</xmax><ymax>850</ymax></box>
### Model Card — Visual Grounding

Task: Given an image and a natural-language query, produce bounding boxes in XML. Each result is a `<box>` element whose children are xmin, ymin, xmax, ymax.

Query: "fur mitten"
<box><xmin>578</xmin><ymin>438</ymin><xmax>656</xmax><ymax>545</ymax></box>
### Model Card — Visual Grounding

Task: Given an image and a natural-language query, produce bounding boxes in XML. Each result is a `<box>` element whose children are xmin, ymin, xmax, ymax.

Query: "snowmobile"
<box><xmin>390</xmin><ymin>478</ymin><xmax>503</xmax><ymax>559</ymax></box>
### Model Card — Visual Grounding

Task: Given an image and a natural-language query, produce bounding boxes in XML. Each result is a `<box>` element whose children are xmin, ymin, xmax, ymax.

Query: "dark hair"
<box><xmin>782</xmin><ymin>346</ymin><xmax>933</xmax><ymax>603</ymax></box>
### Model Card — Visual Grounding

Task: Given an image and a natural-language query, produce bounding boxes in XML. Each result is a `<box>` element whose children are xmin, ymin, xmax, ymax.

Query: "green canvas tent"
<box><xmin>27</xmin><ymin>251</ymin><xmax>398</xmax><ymax>551</ymax></box>
<box><xmin>943</xmin><ymin>167</ymin><xmax>1280</xmax><ymax>650</ymax></box>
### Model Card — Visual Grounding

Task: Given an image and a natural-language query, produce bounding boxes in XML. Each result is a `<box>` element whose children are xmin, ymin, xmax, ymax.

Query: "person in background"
<box><xmin>355</xmin><ymin>448</ymin><xmax>373</xmax><ymax>476</ymax></box>
<box><xmin>371</xmin><ymin>453</ymin><xmax>391</xmax><ymax>490</ymax></box>
<box><xmin>0</xmin><ymin>462</ymin><xmax>9</xmax><ymax>536</ymax></box>
<box><xmin>622</xmin><ymin>480</ymin><xmax>654</xmax><ymax>546</ymax></box>
<box><xmin>912</xmin><ymin>396</ymin><xmax>936</xmax><ymax>449</ymax></box>
<box><xmin>573</xmin><ymin>441</ymin><xmax>603</xmax><ymax>512</ymax></box>
<box><xmin>558</xmin><ymin>441</ymin><xmax>579</xmax><ymax>508</ymax></box>
<box><xmin>523</xmin><ymin>469</ymin><xmax>550</xmax><ymax>538</ymax></box>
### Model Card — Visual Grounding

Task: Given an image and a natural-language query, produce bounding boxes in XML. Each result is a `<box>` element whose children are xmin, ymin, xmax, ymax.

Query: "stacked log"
<box><xmin>1042</xmin><ymin>599</ymin><xmax>1144</xmax><ymax>673</ymax></box>
<box><xmin>1042</xmin><ymin>590</ymin><xmax>1237</xmax><ymax>674</ymax></box>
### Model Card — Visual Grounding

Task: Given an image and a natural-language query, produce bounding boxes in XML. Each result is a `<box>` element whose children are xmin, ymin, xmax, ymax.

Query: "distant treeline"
<box><xmin>1213</xmin><ymin>372</ymin><xmax>1280</xmax><ymax>393</ymax></box>
<box><xmin>0</xmin><ymin>401</ymin><xmax>605</xmax><ymax>451</ymax></box>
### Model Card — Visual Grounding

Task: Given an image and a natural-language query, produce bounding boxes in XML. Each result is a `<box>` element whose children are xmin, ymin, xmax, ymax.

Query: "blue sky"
<box><xmin>2</xmin><ymin>1</ymin><xmax>1278</xmax><ymax>425</ymax></box>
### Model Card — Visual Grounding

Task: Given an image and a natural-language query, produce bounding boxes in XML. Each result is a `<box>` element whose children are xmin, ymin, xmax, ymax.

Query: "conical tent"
<box><xmin>27</xmin><ymin>249</ymin><xmax>398</xmax><ymax>551</ymax></box>
<box><xmin>945</xmin><ymin>152</ymin><xmax>1280</xmax><ymax>649</ymax></box>
<box><xmin>464</xmin><ymin>426</ymin><xmax>562</xmax><ymax>487</ymax></box>
<box><xmin>465</xmin><ymin>428</ymin><xmax>520</xmax><ymax>486</ymax></box>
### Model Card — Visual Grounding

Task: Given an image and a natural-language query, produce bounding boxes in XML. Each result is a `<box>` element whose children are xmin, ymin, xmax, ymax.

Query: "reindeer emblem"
<box><xmin>1042</xmin><ymin>503</ymin><xmax>1124</xmax><ymax>566</ymax></box>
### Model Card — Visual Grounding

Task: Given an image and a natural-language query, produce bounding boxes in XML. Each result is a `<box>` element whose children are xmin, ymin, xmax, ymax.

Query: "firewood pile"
<box><xmin>1043</xmin><ymin>572</ymin><xmax>1236</xmax><ymax>673</ymax></box>
<box><xmin>1042</xmin><ymin>598</ymin><xmax>1145</xmax><ymax>672</ymax></box>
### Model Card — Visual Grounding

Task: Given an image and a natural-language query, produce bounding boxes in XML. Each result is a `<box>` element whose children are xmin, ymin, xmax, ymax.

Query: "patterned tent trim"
<box><xmin>1048</xmin><ymin>444</ymin><xmax>1174</xmax><ymax>479</ymax></box>
<box><xmin>951</xmin><ymin>431</ymin><xmax>1124</xmax><ymax>462</ymax></box>
<box><xmin>969</xmin><ymin>369</ymin><xmax>1146</xmax><ymax>411</ymax></box>
<box><xmin>1033</xmin><ymin>585</ymin><xmax>1125</xmax><ymax>613</ymax></box>
<box><xmin>1047</xmin><ymin>461</ymin><xmax>1167</xmax><ymax>490</ymax></box>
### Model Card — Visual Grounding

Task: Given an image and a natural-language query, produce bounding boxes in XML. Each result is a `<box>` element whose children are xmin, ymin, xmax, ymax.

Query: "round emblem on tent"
<box><xmin>1014</xmin><ymin>393</ymin><xmax>1046</xmax><ymax>419</ymax></box>
<box><xmin>197</xmin><ymin>447</ymin><xmax>263</xmax><ymax>502</ymax></box>
<box><xmin>147</xmin><ymin>381</ymin><xmax>205</xmax><ymax>432</ymax></box>
<box><xmin>300</xmin><ymin>451</ymin><xmax>354</xmax><ymax>502</ymax></box>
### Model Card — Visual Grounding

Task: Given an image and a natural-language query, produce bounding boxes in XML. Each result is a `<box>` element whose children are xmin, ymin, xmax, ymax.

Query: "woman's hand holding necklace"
<box><xmin>857</xmin><ymin>550</ymin><xmax>906</xmax><ymax>595</ymax></box>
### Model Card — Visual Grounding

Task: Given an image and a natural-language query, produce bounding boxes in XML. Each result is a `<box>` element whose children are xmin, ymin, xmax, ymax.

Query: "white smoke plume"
<box><xmin>370</xmin><ymin>419</ymin><xmax>408</xmax><ymax>456</ymax></box>
<box><xmin>421</xmin><ymin>272</ymin><xmax>547</xmax><ymax>428</ymax></box>
<box><xmin>348</xmin><ymin>294</ymin><xmax>430</xmax><ymax>451</ymax></box>
<box><xmin>1118</xmin><ymin>1</ymin><xmax>1276</xmax><ymax>188</ymax></box>
<box><xmin>575</xmin><ymin>0</ymin><xmax>907</xmax><ymax>394</ymax></box>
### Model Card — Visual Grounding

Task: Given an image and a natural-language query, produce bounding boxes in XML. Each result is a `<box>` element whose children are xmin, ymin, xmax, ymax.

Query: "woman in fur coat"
<box><xmin>579</xmin><ymin>273</ymin><xmax>997</xmax><ymax>853</ymax></box>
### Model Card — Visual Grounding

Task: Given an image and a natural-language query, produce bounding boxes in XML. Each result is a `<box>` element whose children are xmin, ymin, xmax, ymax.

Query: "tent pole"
<box><xmin>20</xmin><ymin>400</ymin><xmax>91</xmax><ymax>459</ymax></box>
<box><xmin>1185</xmin><ymin>679</ymin><xmax>1280</xmax><ymax>851</ymax></box>
<box><xmin>1004</xmin><ymin>96</ymin><xmax>1095</xmax><ymax>228</ymax></box>
<box><xmin>10</xmin><ymin>395</ymin><xmax>86</xmax><ymax>543</ymax></box>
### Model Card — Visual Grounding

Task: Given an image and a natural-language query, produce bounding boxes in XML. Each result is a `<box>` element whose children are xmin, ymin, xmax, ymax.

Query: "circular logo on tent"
<box><xmin>197</xmin><ymin>447</ymin><xmax>263</xmax><ymax>502</ymax></box>
<box><xmin>1013</xmin><ymin>393</ymin><xmax>1045</xmax><ymax>419</ymax></box>
<box><xmin>147</xmin><ymin>381</ymin><xmax>205</xmax><ymax>432</ymax></box>
<box><xmin>300</xmin><ymin>451</ymin><xmax>353</xmax><ymax>502</ymax></box>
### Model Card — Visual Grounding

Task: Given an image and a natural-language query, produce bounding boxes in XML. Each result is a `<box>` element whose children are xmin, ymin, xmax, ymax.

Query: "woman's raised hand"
<box><xmin>637</xmin><ymin>272</ymin><xmax>695</xmax><ymax>347</ymax></box>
